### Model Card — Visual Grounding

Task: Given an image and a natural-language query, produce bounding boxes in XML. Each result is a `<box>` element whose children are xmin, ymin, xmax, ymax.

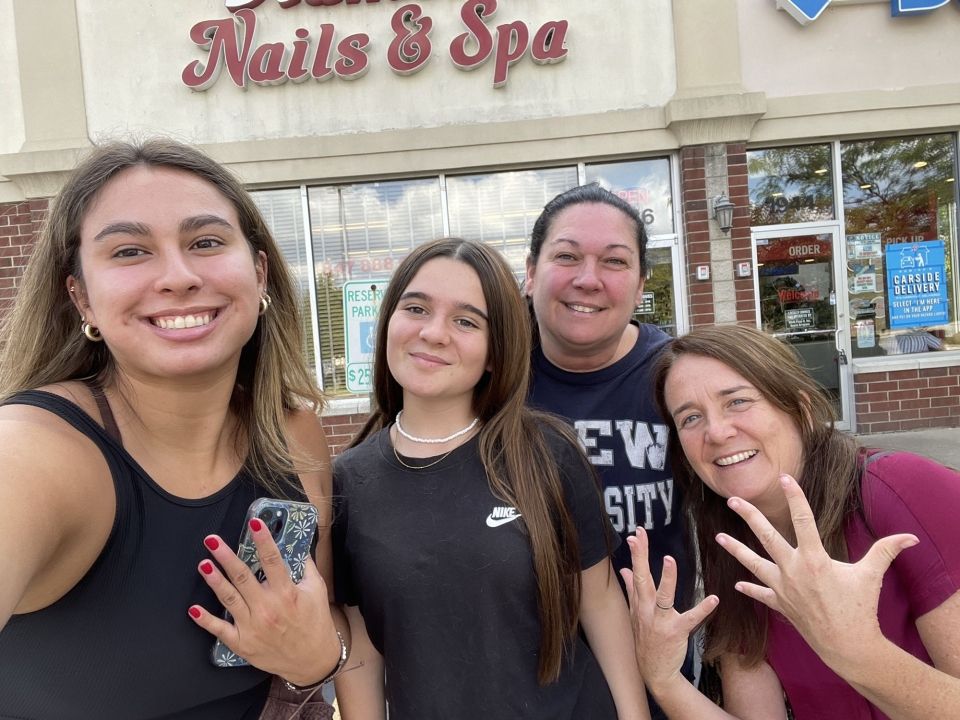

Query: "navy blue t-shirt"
<box><xmin>530</xmin><ymin>324</ymin><xmax>695</xmax><ymax>720</ymax></box>
<box><xmin>530</xmin><ymin>323</ymin><xmax>689</xmax><ymax>592</ymax></box>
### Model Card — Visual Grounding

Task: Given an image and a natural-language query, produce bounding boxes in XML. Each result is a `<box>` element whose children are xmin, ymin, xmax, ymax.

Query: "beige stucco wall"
<box><xmin>3</xmin><ymin>1</ymin><xmax>960</xmax><ymax>200</ymax></box>
<box><xmin>1</xmin><ymin>0</ymin><xmax>695</xmax><ymax>197</ymax></box>
<box><xmin>739</xmin><ymin>0</ymin><xmax>960</xmax><ymax>143</ymax></box>
<box><xmin>75</xmin><ymin>0</ymin><xmax>676</xmax><ymax>143</ymax></box>
<box><xmin>0</xmin><ymin>0</ymin><xmax>24</xmax><ymax>200</ymax></box>
<box><xmin>0</xmin><ymin>0</ymin><xmax>23</xmax><ymax>155</ymax></box>
<box><xmin>739</xmin><ymin>0</ymin><xmax>960</xmax><ymax>99</ymax></box>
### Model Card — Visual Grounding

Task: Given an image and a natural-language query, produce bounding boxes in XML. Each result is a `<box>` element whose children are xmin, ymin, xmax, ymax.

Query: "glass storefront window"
<box><xmin>308</xmin><ymin>178</ymin><xmax>444</xmax><ymax>394</ymax></box>
<box><xmin>446</xmin><ymin>167</ymin><xmax>578</xmax><ymax>279</ymax></box>
<box><xmin>259</xmin><ymin>157</ymin><xmax>684</xmax><ymax>398</ymax></box>
<box><xmin>251</xmin><ymin>189</ymin><xmax>315</xmax><ymax>370</ymax></box>
<box><xmin>585</xmin><ymin>158</ymin><xmax>674</xmax><ymax>236</ymax></box>
<box><xmin>748</xmin><ymin>144</ymin><xmax>835</xmax><ymax>226</ymax></box>
<box><xmin>842</xmin><ymin>134</ymin><xmax>959</xmax><ymax>357</ymax></box>
<box><xmin>636</xmin><ymin>246</ymin><xmax>677</xmax><ymax>336</ymax></box>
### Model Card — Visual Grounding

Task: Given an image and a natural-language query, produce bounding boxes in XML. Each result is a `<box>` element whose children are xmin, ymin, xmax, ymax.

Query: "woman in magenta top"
<box><xmin>622</xmin><ymin>324</ymin><xmax>960</xmax><ymax>720</ymax></box>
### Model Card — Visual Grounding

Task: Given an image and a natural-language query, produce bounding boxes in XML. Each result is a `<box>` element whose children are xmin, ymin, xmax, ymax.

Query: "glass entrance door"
<box><xmin>633</xmin><ymin>239</ymin><xmax>686</xmax><ymax>337</ymax></box>
<box><xmin>752</xmin><ymin>225</ymin><xmax>851</xmax><ymax>428</ymax></box>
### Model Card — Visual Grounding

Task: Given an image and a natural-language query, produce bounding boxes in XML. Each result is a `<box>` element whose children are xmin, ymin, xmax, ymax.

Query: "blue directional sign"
<box><xmin>777</xmin><ymin>0</ymin><xmax>833</xmax><ymax>25</ymax></box>
<box><xmin>891</xmin><ymin>0</ymin><xmax>951</xmax><ymax>16</ymax></box>
<box><xmin>779</xmin><ymin>0</ymin><xmax>955</xmax><ymax>23</ymax></box>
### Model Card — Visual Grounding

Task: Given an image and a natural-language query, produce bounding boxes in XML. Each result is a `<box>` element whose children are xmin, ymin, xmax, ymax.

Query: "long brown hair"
<box><xmin>0</xmin><ymin>138</ymin><xmax>324</xmax><ymax>494</ymax></box>
<box><xmin>354</xmin><ymin>238</ymin><xmax>590</xmax><ymax>684</ymax></box>
<box><xmin>652</xmin><ymin>324</ymin><xmax>859</xmax><ymax>666</ymax></box>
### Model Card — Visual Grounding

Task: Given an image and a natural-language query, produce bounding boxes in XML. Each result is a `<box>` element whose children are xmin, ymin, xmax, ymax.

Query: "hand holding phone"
<box><xmin>210</xmin><ymin>498</ymin><xmax>319</xmax><ymax>667</ymax></box>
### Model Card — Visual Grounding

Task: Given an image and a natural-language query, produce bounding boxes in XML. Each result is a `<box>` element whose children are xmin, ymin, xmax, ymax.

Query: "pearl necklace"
<box><xmin>395</xmin><ymin>410</ymin><xmax>479</xmax><ymax>444</ymax></box>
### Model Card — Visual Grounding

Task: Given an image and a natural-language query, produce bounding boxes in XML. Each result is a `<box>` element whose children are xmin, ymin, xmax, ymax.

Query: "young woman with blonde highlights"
<box><xmin>0</xmin><ymin>138</ymin><xmax>346</xmax><ymax>719</ymax></box>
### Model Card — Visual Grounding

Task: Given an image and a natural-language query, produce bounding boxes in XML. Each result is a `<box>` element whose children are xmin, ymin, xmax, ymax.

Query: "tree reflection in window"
<box><xmin>748</xmin><ymin>144</ymin><xmax>835</xmax><ymax>226</ymax></box>
<box><xmin>842</xmin><ymin>133</ymin><xmax>958</xmax><ymax>355</ymax></box>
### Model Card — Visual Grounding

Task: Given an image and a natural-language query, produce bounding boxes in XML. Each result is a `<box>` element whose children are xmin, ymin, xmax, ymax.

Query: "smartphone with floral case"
<box><xmin>211</xmin><ymin>498</ymin><xmax>319</xmax><ymax>667</ymax></box>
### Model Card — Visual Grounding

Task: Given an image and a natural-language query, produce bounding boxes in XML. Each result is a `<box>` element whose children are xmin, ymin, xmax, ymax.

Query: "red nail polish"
<box><xmin>204</xmin><ymin>537</ymin><xmax>220</xmax><ymax>551</ymax></box>
<box><xmin>249</xmin><ymin>518</ymin><xmax>264</xmax><ymax>532</ymax></box>
<box><xmin>200</xmin><ymin>560</ymin><xmax>215</xmax><ymax>575</ymax></box>
<box><xmin>188</xmin><ymin>606</ymin><xmax>202</xmax><ymax>619</ymax></box>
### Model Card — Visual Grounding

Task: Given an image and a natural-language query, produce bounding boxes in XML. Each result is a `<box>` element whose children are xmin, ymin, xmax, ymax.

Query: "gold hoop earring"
<box><xmin>259</xmin><ymin>293</ymin><xmax>272</xmax><ymax>316</ymax></box>
<box><xmin>81</xmin><ymin>320</ymin><xmax>103</xmax><ymax>342</ymax></box>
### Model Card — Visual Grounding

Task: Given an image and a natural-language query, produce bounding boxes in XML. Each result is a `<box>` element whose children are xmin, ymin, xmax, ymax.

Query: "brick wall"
<box><xmin>854</xmin><ymin>366</ymin><xmax>960</xmax><ymax>433</ymax></box>
<box><xmin>680</xmin><ymin>142</ymin><xmax>755</xmax><ymax>328</ymax></box>
<box><xmin>0</xmin><ymin>199</ymin><xmax>46</xmax><ymax>314</ymax></box>
<box><xmin>726</xmin><ymin>143</ymin><xmax>755</xmax><ymax>325</ymax></box>
<box><xmin>320</xmin><ymin>412</ymin><xmax>368</xmax><ymax>458</ymax></box>
<box><xmin>680</xmin><ymin>146</ymin><xmax>714</xmax><ymax>327</ymax></box>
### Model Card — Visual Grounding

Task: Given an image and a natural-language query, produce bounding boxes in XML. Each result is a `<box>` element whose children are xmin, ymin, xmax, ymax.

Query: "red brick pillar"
<box><xmin>0</xmin><ymin>199</ymin><xmax>47</xmax><ymax>316</ymax></box>
<box><xmin>680</xmin><ymin>146</ymin><xmax>714</xmax><ymax>327</ymax></box>
<box><xmin>680</xmin><ymin>142</ymin><xmax>755</xmax><ymax>328</ymax></box>
<box><xmin>726</xmin><ymin>143</ymin><xmax>755</xmax><ymax>325</ymax></box>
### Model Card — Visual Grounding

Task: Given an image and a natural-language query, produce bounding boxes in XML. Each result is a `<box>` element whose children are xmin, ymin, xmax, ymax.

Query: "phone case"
<box><xmin>211</xmin><ymin>498</ymin><xmax>319</xmax><ymax>668</ymax></box>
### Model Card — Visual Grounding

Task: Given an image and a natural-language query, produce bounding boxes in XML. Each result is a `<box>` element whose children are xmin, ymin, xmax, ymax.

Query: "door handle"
<box><xmin>834</xmin><ymin>328</ymin><xmax>847</xmax><ymax>365</ymax></box>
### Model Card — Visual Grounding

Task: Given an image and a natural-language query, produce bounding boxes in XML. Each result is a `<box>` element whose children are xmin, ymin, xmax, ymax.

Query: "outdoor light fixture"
<box><xmin>712</xmin><ymin>194</ymin><xmax>735</xmax><ymax>235</ymax></box>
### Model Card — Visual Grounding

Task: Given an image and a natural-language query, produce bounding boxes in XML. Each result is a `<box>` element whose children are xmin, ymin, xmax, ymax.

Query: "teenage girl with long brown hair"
<box><xmin>332</xmin><ymin>238</ymin><xmax>649</xmax><ymax>720</ymax></box>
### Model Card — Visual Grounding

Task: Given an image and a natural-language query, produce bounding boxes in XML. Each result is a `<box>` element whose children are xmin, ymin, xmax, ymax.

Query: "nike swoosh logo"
<box><xmin>486</xmin><ymin>514</ymin><xmax>522</xmax><ymax>528</ymax></box>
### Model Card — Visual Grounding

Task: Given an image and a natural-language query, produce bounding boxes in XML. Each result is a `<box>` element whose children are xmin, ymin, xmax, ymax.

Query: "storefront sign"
<box><xmin>778</xmin><ymin>288</ymin><xmax>821</xmax><ymax>302</ymax></box>
<box><xmin>885</xmin><ymin>240</ymin><xmax>948</xmax><ymax>328</ymax></box>
<box><xmin>778</xmin><ymin>0</ymin><xmax>957</xmax><ymax>25</ymax></box>
<box><xmin>613</xmin><ymin>189</ymin><xmax>657</xmax><ymax>227</ymax></box>
<box><xmin>636</xmin><ymin>291</ymin><xmax>655</xmax><ymax>315</ymax></box>
<box><xmin>756</xmin><ymin>237</ymin><xmax>831</xmax><ymax>263</ymax></box>
<box><xmin>784</xmin><ymin>307</ymin><xmax>816</xmax><ymax>330</ymax></box>
<box><xmin>852</xmin><ymin>271</ymin><xmax>877</xmax><ymax>293</ymax></box>
<box><xmin>343</xmin><ymin>279</ymin><xmax>388</xmax><ymax>393</ymax></box>
<box><xmin>846</xmin><ymin>232</ymin><xmax>882</xmax><ymax>260</ymax></box>
<box><xmin>856</xmin><ymin>318</ymin><xmax>876</xmax><ymax>348</ymax></box>
<box><xmin>183</xmin><ymin>1</ymin><xmax>569</xmax><ymax>90</ymax></box>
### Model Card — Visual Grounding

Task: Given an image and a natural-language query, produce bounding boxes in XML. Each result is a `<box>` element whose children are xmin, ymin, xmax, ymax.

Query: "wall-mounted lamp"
<box><xmin>712</xmin><ymin>194</ymin><xmax>735</xmax><ymax>235</ymax></box>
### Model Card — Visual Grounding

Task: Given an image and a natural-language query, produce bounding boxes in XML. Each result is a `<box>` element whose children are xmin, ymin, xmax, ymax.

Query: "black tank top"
<box><xmin>0</xmin><ymin>391</ymin><xmax>277</xmax><ymax>720</ymax></box>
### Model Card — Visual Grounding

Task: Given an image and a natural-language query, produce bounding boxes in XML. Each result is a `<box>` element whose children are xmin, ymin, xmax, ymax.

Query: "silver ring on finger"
<box><xmin>655</xmin><ymin>601</ymin><xmax>674</xmax><ymax>611</ymax></box>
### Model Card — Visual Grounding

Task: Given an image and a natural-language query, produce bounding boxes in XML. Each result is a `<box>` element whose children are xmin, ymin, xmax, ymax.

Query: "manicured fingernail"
<box><xmin>727</xmin><ymin>498</ymin><xmax>740</xmax><ymax>509</ymax></box>
<box><xmin>780</xmin><ymin>474</ymin><xmax>791</xmax><ymax>486</ymax></box>
<box><xmin>249</xmin><ymin>518</ymin><xmax>264</xmax><ymax>532</ymax></box>
<box><xmin>716</xmin><ymin>533</ymin><xmax>728</xmax><ymax>545</ymax></box>
<box><xmin>204</xmin><ymin>537</ymin><xmax>220</xmax><ymax>551</ymax></box>
<box><xmin>188</xmin><ymin>606</ymin><xmax>202</xmax><ymax>619</ymax></box>
<box><xmin>200</xmin><ymin>560</ymin><xmax>215</xmax><ymax>575</ymax></box>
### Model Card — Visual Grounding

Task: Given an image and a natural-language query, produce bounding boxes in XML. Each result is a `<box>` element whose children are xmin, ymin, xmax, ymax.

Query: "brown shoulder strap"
<box><xmin>83</xmin><ymin>379</ymin><xmax>122</xmax><ymax>445</ymax></box>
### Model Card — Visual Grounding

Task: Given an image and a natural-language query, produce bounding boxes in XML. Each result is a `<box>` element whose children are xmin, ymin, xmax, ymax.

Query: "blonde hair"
<box><xmin>0</xmin><ymin>138</ymin><xmax>324</xmax><ymax>493</ymax></box>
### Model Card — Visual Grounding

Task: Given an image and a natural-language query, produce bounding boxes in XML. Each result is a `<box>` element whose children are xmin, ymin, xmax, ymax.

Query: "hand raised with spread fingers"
<box><xmin>620</xmin><ymin>527</ymin><xmax>719</xmax><ymax>692</ymax></box>
<box><xmin>188</xmin><ymin>519</ymin><xmax>342</xmax><ymax>688</ymax></box>
<box><xmin>717</xmin><ymin>473</ymin><xmax>919</xmax><ymax>671</ymax></box>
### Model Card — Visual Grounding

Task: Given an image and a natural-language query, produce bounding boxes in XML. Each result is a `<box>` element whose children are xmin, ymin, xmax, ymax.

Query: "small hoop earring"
<box><xmin>81</xmin><ymin>320</ymin><xmax>103</xmax><ymax>342</ymax></box>
<box><xmin>259</xmin><ymin>293</ymin><xmax>272</xmax><ymax>316</ymax></box>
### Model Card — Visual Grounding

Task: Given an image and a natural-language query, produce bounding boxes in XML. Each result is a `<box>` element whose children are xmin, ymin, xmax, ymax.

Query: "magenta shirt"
<box><xmin>765</xmin><ymin>451</ymin><xmax>960</xmax><ymax>720</ymax></box>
